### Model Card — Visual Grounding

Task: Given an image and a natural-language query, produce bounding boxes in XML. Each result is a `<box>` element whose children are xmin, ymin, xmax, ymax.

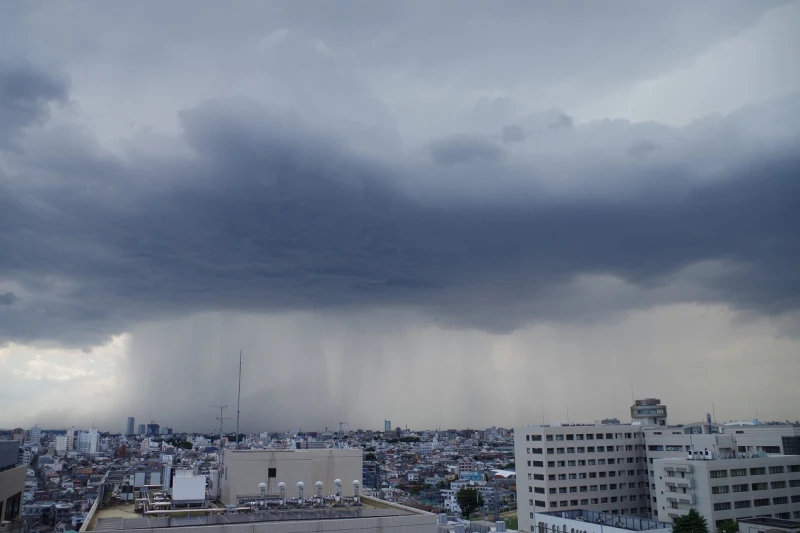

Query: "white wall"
<box><xmin>534</xmin><ymin>514</ymin><xmax>671</xmax><ymax>533</ymax></box>
<box><xmin>220</xmin><ymin>449</ymin><xmax>363</xmax><ymax>505</ymax></box>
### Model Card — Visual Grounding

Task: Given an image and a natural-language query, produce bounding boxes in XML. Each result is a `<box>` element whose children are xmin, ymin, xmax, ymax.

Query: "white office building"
<box><xmin>54</xmin><ymin>435</ymin><xmax>68</xmax><ymax>455</ymax></box>
<box><xmin>27</xmin><ymin>425</ymin><xmax>41</xmax><ymax>445</ymax></box>
<box><xmin>653</xmin><ymin>453</ymin><xmax>800</xmax><ymax>528</ymax></box>
<box><xmin>77</xmin><ymin>427</ymin><xmax>99</xmax><ymax>456</ymax></box>
<box><xmin>516</xmin><ymin>400</ymin><xmax>800</xmax><ymax>533</ymax></box>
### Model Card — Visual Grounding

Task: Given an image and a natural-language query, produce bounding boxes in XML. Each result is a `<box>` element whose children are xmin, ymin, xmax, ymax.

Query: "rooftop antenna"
<box><xmin>211</xmin><ymin>405</ymin><xmax>231</xmax><ymax>446</ymax></box>
<box><xmin>236</xmin><ymin>349</ymin><xmax>242</xmax><ymax>446</ymax></box>
<box><xmin>712</xmin><ymin>402</ymin><xmax>717</xmax><ymax>425</ymax></box>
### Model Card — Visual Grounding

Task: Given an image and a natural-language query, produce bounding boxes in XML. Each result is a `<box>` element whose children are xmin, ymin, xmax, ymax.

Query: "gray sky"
<box><xmin>1</xmin><ymin>1</ymin><xmax>799</xmax><ymax>432</ymax></box>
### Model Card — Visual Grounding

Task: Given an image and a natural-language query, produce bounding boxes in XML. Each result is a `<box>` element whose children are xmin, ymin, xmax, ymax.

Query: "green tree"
<box><xmin>673</xmin><ymin>509</ymin><xmax>709</xmax><ymax>533</ymax></box>
<box><xmin>364</xmin><ymin>452</ymin><xmax>377</xmax><ymax>461</ymax></box>
<box><xmin>717</xmin><ymin>520</ymin><xmax>738</xmax><ymax>533</ymax></box>
<box><xmin>456</xmin><ymin>488</ymin><xmax>484</xmax><ymax>519</ymax></box>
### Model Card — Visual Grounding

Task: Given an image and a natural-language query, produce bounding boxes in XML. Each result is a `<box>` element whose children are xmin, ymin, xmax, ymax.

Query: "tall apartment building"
<box><xmin>653</xmin><ymin>454</ymin><xmax>800</xmax><ymax>525</ymax></box>
<box><xmin>26</xmin><ymin>425</ymin><xmax>41</xmax><ymax>445</ymax></box>
<box><xmin>55</xmin><ymin>435</ymin><xmax>68</xmax><ymax>455</ymax></box>
<box><xmin>516</xmin><ymin>400</ymin><xmax>800</xmax><ymax>533</ymax></box>
<box><xmin>126</xmin><ymin>417</ymin><xmax>135</xmax><ymax>436</ymax></box>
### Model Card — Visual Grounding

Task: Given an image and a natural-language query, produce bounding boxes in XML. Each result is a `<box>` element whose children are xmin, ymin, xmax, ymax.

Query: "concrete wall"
<box><xmin>0</xmin><ymin>465</ymin><xmax>27</xmax><ymax>520</ymax></box>
<box><xmin>534</xmin><ymin>514</ymin><xmax>671</xmax><ymax>533</ymax></box>
<box><xmin>220</xmin><ymin>449</ymin><xmax>363</xmax><ymax>504</ymax></box>
<box><xmin>0</xmin><ymin>441</ymin><xmax>20</xmax><ymax>470</ymax></box>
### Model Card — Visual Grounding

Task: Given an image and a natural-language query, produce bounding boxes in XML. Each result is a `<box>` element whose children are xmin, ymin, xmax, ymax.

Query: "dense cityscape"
<box><xmin>2</xmin><ymin>398</ymin><xmax>799</xmax><ymax>533</ymax></box>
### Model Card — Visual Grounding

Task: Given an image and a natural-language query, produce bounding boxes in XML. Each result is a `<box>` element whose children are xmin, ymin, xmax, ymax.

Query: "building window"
<box><xmin>596</xmin><ymin>434</ymin><xmax>603</xmax><ymax>440</ymax></box>
<box><xmin>567</xmin><ymin>447</ymin><xmax>575</xmax><ymax>453</ymax></box>
<box><xmin>608</xmin><ymin>458</ymin><xmax>616</xmax><ymax>465</ymax></box>
<box><xmin>789</xmin><ymin>465</ymin><xmax>800</xmax><ymax>473</ymax></box>
<box><xmin>713</xmin><ymin>503</ymin><xmax>731</xmax><ymax>511</ymax></box>
<box><xmin>556</xmin><ymin>435</ymin><xmax>565</xmax><ymax>441</ymax></box>
<box><xmin>789</xmin><ymin>479</ymin><xmax>800</xmax><ymax>487</ymax></box>
<box><xmin>792</xmin><ymin>495</ymin><xmax>800</xmax><ymax>503</ymax></box>
<box><xmin>558</xmin><ymin>474</ymin><xmax>567</xmax><ymax>480</ymax></box>
<box><xmin>590</xmin><ymin>485</ymin><xmax>598</xmax><ymax>491</ymax></box>
<box><xmin>581</xmin><ymin>499</ymin><xmax>589</xmax><ymax>505</ymax></box>
<box><xmin>606</xmin><ymin>434</ymin><xmax>614</xmax><ymax>439</ymax></box>
<box><xmin>557</xmin><ymin>448</ymin><xmax>565</xmax><ymax>454</ymax></box>
<box><xmin>610</xmin><ymin>484</ymin><xmax>617</xmax><ymax>490</ymax></box>
<box><xmin>557</xmin><ymin>461</ymin><xmax>566</xmax><ymax>467</ymax></box>
<box><xmin>548</xmin><ymin>462</ymin><xmax>555</xmax><ymax>467</ymax></box>
<box><xmin>732</xmin><ymin>484</ymin><xmax>749</xmax><ymax>492</ymax></box>
<box><xmin>597</xmin><ymin>446</ymin><xmax>605</xmax><ymax>452</ymax></box>
<box><xmin>535</xmin><ymin>500</ymin><xmax>546</xmax><ymax>507</ymax></box>
<box><xmin>546</xmin><ymin>435</ymin><xmax>554</xmax><ymax>441</ymax></box>
<box><xmin>730</xmin><ymin>468</ymin><xmax>747</xmax><ymax>477</ymax></box>
<box><xmin>531</xmin><ymin>435</ymin><xmax>543</xmax><ymax>441</ymax></box>
<box><xmin>569</xmin><ymin>473</ymin><xmax>577</xmax><ymax>480</ymax></box>
<box><xmin>599</xmin><ymin>485</ymin><xmax>607</xmax><ymax>491</ymax></box>
<box><xmin>768</xmin><ymin>466</ymin><xmax>784</xmax><ymax>474</ymax></box>
<box><xmin>559</xmin><ymin>487</ymin><xmax>567</xmax><ymax>494</ymax></box>
<box><xmin>578</xmin><ymin>460</ymin><xmax>586</xmax><ymax>466</ymax></box>
<box><xmin>580</xmin><ymin>486</ymin><xmax>588</xmax><ymax>492</ymax></box>
<box><xmin>577</xmin><ymin>435</ymin><xmax>584</xmax><ymax>441</ymax></box>
<box><xmin>549</xmin><ymin>475</ymin><xmax>556</xmax><ymax>480</ymax></box>
<box><xmin>749</xmin><ymin>467</ymin><xmax>766</xmax><ymax>476</ymax></box>
<box><xmin>712</xmin><ymin>485</ymin><xmax>729</xmax><ymax>494</ymax></box>
<box><xmin>588</xmin><ymin>460</ymin><xmax>596</xmax><ymax>465</ymax></box>
<box><xmin>591</xmin><ymin>498</ymin><xmax>599</xmax><ymax>505</ymax></box>
<box><xmin>533</xmin><ymin>461</ymin><xmax>544</xmax><ymax>467</ymax></box>
<box><xmin>568</xmin><ymin>461</ymin><xmax>576</xmax><ymax>467</ymax></box>
<box><xmin>733</xmin><ymin>500</ymin><xmax>751</xmax><ymax>509</ymax></box>
<box><xmin>773</xmin><ymin>497</ymin><xmax>788</xmax><ymax>505</ymax></box>
<box><xmin>589</xmin><ymin>473</ymin><xmax>597</xmax><ymax>478</ymax></box>
<box><xmin>535</xmin><ymin>487</ymin><xmax>545</xmax><ymax>494</ymax></box>
<box><xmin>587</xmin><ymin>447</ymin><xmax>595</xmax><ymax>453</ymax></box>
<box><xmin>709</xmin><ymin>469</ymin><xmax>727</xmax><ymax>478</ymax></box>
<box><xmin>534</xmin><ymin>474</ymin><xmax>544</xmax><ymax>480</ymax></box>
<box><xmin>577</xmin><ymin>447</ymin><xmax>586</xmax><ymax>453</ymax></box>
<box><xmin>570</xmin><ymin>500</ymin><xmax>578</xmax><ymax>506</ymax></box>
<box><xmin>550</xmin><ymin>488</ymin><xmax>557</xmax><ymax>494</ymax></box>
<box><xmin>587</xmin><ymin>434</ymin><xmax>594</xmax><ymax>440</ymax></box>
<box><xmin>579</xmin><ymin>473</ymin><xmax>587</xmax><ymax>479</ymax></box>
<box><xmin>761</xmin><ymin>446</ymin><xmax>780</xmax><ymax>454</ymax></box>
<box><xmin>753</xmin><ymin>498</ymin><xmax>770</xmax><ymax>507</ymax></box>
<box><xmin>567</xmin><ymin>435</ymin><xmax>574</xmax><ymax>441</ymax></box>
<box><xmin>771</xmin><ymin>481</ymin><xmax>786</xmax><ymax>489</ymax></box>
<box><xmin>751</xmin><ymin>482</ymin><xmax>767</xmax><ymax>491</ymax></box>
<box><xmin>601</xmin><ymin>497</ymin><xmax>608</xmax><ymax>504</ymax></box>
<box><xmin>547</xmin><ymin>448</ymin><xmax>555</xmax><ymax>454</ymax></box>
<box><xmin>560</xmin><ymin>501</ymin><xmax>569</xmax><ymax>507</ymax></box>
<box><xmin>570</xmin><ymin>486</ymin><xmax>577</xmax><ymax>493</ymax></box>
<box><xmin>532</xmin><ymin>448</ymin><xmax>543</xmax><ymax>454</ymax></box>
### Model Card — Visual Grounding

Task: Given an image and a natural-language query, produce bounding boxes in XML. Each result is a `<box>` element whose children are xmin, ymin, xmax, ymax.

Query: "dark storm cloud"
<box><xmin>0</xmin><ymin>292</ymin><xmax>18</xmax><ymax>305</ymax></box>
<box><xmin>428</xmin><ymin>135</ymin><xmax>505</xmax><ymax>165</ymax></box>
<box><xmin>0</xmin><ymin>62</ymin><xmax>69</xmax><ymax>151</ymax></box>
<box><xmin>1</xmin><ymin>90</ymin><xmax>799</xmax><ymax>347</ymax></box>
<box><xmin>501</xmin><ymin>125</ymin><xmax>526</xmax><ymax>144</ymax></box>
<box><xmin>627</xmin><ymin>139</ymin><xmax>660</xmax><ymax>157</ymax></box>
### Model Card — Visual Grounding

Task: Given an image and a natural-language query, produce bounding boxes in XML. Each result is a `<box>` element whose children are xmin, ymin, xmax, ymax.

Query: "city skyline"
<box><xmin>1</xmin><ymin>2</ymin><xmax>799</xmax><ymax>430</ymax></box>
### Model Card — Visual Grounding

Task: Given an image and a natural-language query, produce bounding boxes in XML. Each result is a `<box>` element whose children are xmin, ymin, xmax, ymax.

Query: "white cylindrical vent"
<box><xmin>297</xmin><ymin>481</ymin><xmax>304</xmax><ymax>500</ymax></box>
<box><xmin>334</xmin><ymin>478</ymin><xmax>342</xmax><ymax>495</ymax></box>
<box><xmin>496</xmin><ymin>521</ymin><xmax>507</xmax><ymax>532</ymax></box>
<box><xmin>315</xmin><ymin>481</ymin><xmax>323</xmax><ymax>498</ymax></box>
<box><xmin>438</xmin><ymin>513</ymin><xmax>448</xmax><ymax>525</ymax></box>
<box><xmin>278</xmin><ymin>481</ymin><xmax>286</xmax><ymax>499</ymax></box>
<box><xmin>454</xmin><ymin>524</ymin><xmax>465</xmax><ymax>533</ymax></box>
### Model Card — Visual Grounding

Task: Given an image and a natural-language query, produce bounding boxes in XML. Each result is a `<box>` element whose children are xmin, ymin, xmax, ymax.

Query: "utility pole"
<box><xmin>236</xmin><ymin>350</ymin><xmax>242</xmax><ymax>446</ymax></box>
<box><xmin>211</xmin><ymin>405</ymin><xmax>231</xmax><ymax>447</ymax></box>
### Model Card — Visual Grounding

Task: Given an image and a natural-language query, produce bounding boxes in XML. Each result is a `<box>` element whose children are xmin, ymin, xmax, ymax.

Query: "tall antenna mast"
<box><xmin>236</xmin><ymin>349</ymin><xmax>242</xmax><ymax>446</ymax></box>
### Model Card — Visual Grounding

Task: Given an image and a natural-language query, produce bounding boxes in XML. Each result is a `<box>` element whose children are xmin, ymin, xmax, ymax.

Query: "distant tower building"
<box><xmin>630</xmin><ymin>398</ymin><xmax>668</xmax><ymax>427</ymax></box>
<box><xmin>126</xmin><ymin>417</ymin><xmax>135</xmax><ymax>436</ymax></box>
<box><xmin>66</xmin><ymin>426</ymin><xmax>75</xmax><ymax>451</ymax></box>
<box><xmin>146</xmin><ymin>422</ymin><xmax>160</xmax><ymax>437</ymax></box>
<box><xmin>384</xmin><ymin>420</ymin><xmax>391</xmax><ymax>432</ymax></box>
<box><xmin>138</xmin><ymin>424</ymin><xmax>146</xmax><ymax>435</ymax></box>
<box><xmin>28</xmin><ymin>424</ymin><xmax>42</xmax><ymax>444</ymax></box>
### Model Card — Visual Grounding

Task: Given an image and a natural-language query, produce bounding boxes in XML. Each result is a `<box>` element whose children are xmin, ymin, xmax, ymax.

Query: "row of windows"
<box><xmin>529</xmin><ymin>482</ymin><xmax>644</xmax><ymax>493</ymax></box>
<box><xmin>529</xmin><ymin>445</ymin><xmax>640</xmax><ymax>454</ymax></box>
<box><xmin>526</xmin><ymin>432</ymin><xmax>640</xmax><ymax>442</ymax></box>
<box><xmin>713</xmin><ymin>496</ymin><xmax>791</xmax><ymax>511</ymax></box>
<box><xmin>528</xmin><ymin>498</ymin><xmax>648</xmax><ymax>512</ymax></box>
<box><xmin>710</xmin><ymin>465</ymin><xmax>800</xmax><ymax>478</ymax></box>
